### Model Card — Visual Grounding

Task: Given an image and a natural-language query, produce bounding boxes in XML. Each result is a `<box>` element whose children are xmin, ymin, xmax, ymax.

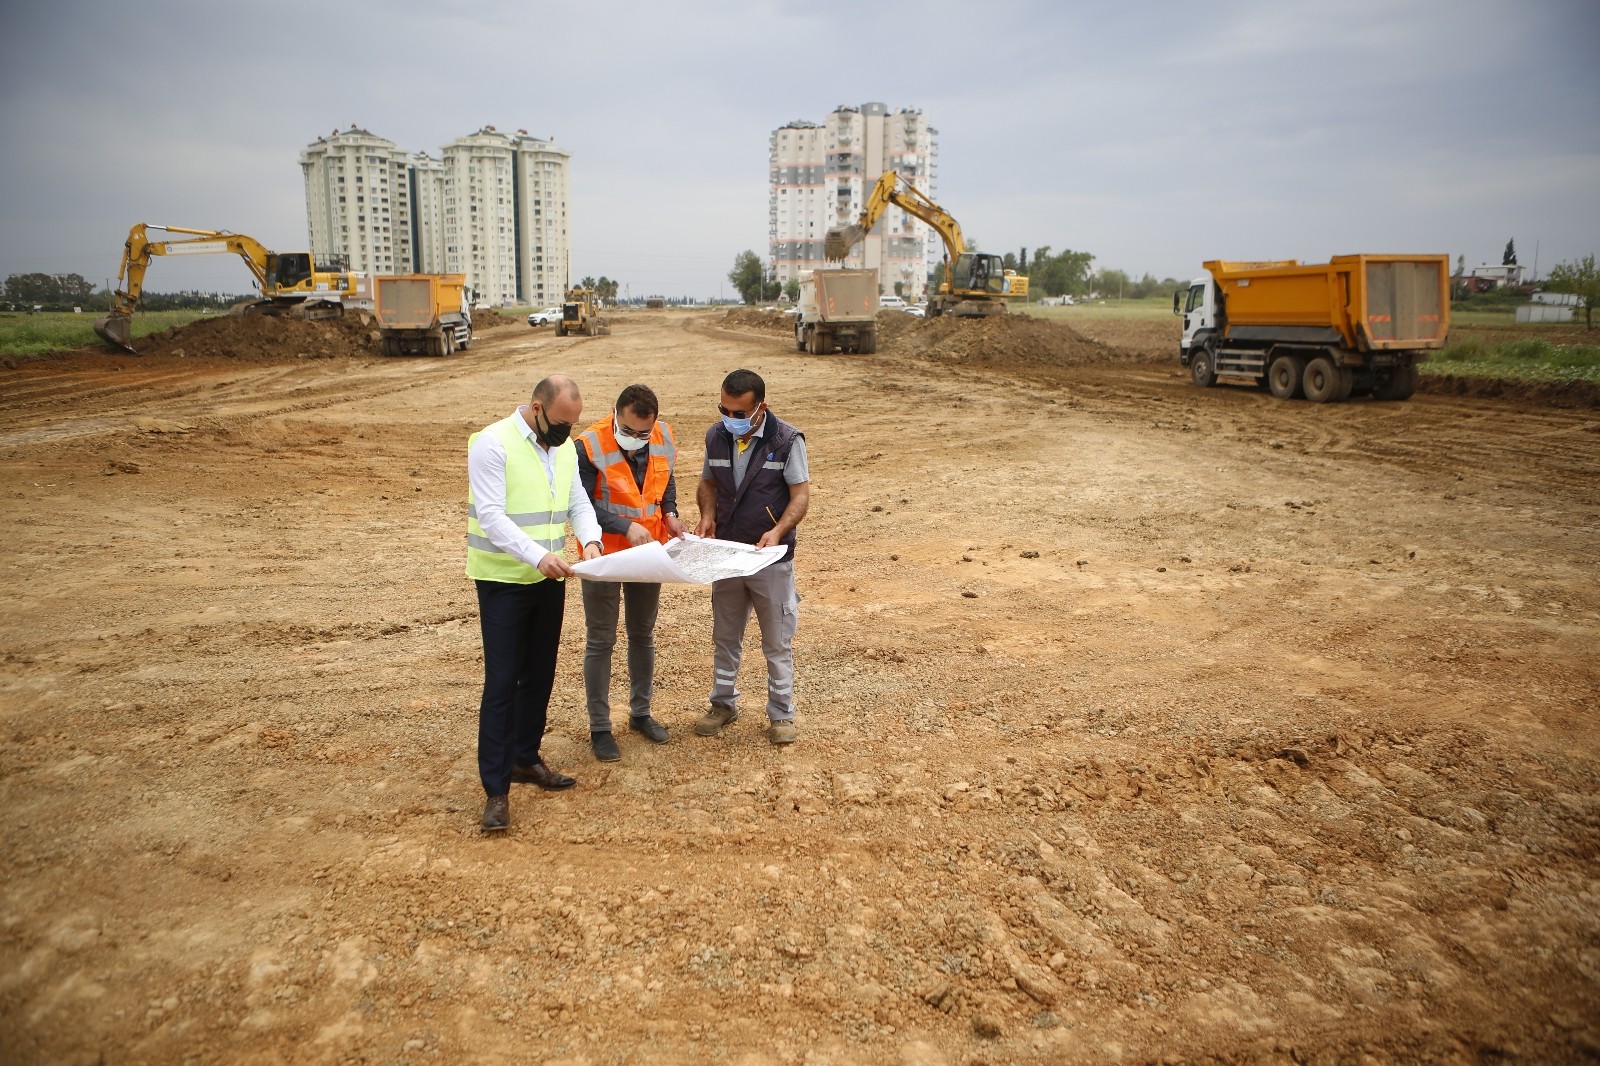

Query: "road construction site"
<box><xmin>2</xmin><ymin>309</ymin><xmax>1597</xmax><ymax>1063</ymax></box>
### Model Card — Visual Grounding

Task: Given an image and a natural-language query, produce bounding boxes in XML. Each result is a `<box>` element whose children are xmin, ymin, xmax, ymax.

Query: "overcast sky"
<box><xmin>2</xmin><ymin>0</ymin><xmax>1596</xmax><ymax>300</ymax></box>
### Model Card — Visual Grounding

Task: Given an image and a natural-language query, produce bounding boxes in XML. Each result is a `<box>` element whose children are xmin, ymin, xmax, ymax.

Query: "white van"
<box><xmin>878</xmin><ymin>295</ymin><xmax>908</xmax><ymax>310</ymax></box>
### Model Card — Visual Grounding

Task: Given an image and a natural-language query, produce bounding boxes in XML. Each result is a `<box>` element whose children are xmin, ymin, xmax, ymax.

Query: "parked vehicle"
<box><xmin>795</xmin><ymin>268</ymin><xmax>878</xmax><ymax>354</ymax></box>
<box><xmin>1176</xmin><ymin>255</ymin><xmax>1450</xmax><ymax>402</ymax></box>
<box><xmin>374</xmin><ymin>273</ymin><xmax>472</xmax><ymax>356</ymax></box>
<box><xmin>527</xmin><ymin>307</ymin><xmax>560</xmax><ymax>327</ymax></box>
<box><xmin>879</xmin><ymin>295</ymin><xmax>908</xmax><ymax>310</ymax></box>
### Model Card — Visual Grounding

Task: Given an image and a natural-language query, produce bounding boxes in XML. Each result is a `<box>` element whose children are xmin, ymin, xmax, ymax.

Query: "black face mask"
<box><xmin>535</xmin><ymin>408</ymin><xmax>573</xmax><ymax>448</ymax></box>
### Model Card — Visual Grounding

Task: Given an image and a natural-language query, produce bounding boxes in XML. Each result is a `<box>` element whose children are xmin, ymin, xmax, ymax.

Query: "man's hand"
<box><xmin>694</xmin><ymin>515</ymin><xmax>716</xmax><ymax>538</ymax></box>
<box><xmin>626</xmin><ymin>523</ymin><xmax>653</xmax><ymax>547</ymax></box>
<box><xmin>755</xmin><ymin>528</ymin><xmax>782</xmax><ymax>549</ymax></box>
<box><xmin>664</xmin><ymin>513</ymin><xmax>686</xmax><ymax>539</ymax></box>
<box><xmin>581</xmin><ymin>542</ymin><xmax>603</xmax><ymax>561</ymax></box>
<box><xmin>538</xmin><ymin>553</ymin><xmax>575</xmax><ymax>579</ymax></box>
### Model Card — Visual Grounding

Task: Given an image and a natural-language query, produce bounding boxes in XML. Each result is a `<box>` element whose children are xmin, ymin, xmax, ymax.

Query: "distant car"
<box><xmin>527</xmin><ymin>307</ymin><xmax>561</xmax><ymax>327</ymax></box>
<box><xmin>879</xmin><ymin>295</ymin><xmax>908</xmax><ymax>310</ymax></box>
<box><xmin>905</xmin><ymin>305</ymin><xmax>925</xmax><ymax>317</ymax></box>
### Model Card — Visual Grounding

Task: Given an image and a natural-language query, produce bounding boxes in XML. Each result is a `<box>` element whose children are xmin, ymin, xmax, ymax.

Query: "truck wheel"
<box><xmin>807</xmin><ymin>329</ymin><xmax>823</xmax><ymax>355</ymax></box>
<box><xmin>1302</xmin><ymin>355</ymin><xmax>1342</xmax><ymax>403</ymax></box>
<box><xmin>863</xmin><ymin>330</ymin><xmax>877</xmax><ymax>355</ymax></box>
<box><xmin>795</xmin><ymin>327</ymin><xmax>807</xmax><ymax>352</ymax></box>
<box><xmin>1190</xmin><ymin>349</ymin><xmax>1218</xmax><ymax>388</ymax></box>
<box><xmin>1374</xmin><ymin>364</ymin><xmax>1417</xmax><ymax>401</ymax></box>
<box><xmin>1267</xmin><ymin>354</ymin><xmax>1304</xmax><ymax>400</ymax></box>
<box><xmin>1333</xmin><ymin>366</ymin><xmax>1354</xmax><ymax>401</ymax></box>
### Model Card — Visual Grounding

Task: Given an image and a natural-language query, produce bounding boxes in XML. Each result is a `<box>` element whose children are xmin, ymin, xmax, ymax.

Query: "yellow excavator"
<box><xmin>93</xmin><ymin>224</ymin><xmax>358</xmax><ymax>353</ymax></box>
<box><xmin>824</xmin><ymin>172</ymin><xmax>1028</xmax><ymax>317</ymax></box>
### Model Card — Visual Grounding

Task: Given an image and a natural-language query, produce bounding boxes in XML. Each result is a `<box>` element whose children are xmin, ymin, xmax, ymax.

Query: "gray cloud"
<box><xmin>1</xmin><ymin>0</ymin><xmax>1595</xmax><ymax>299</ymax></box>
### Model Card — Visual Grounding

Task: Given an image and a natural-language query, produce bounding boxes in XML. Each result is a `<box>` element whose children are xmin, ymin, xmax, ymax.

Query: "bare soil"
<box><xmin>2</xmin><ymin>310</ymin><xmax>1597</xmax><ymax>1064</ymax></box>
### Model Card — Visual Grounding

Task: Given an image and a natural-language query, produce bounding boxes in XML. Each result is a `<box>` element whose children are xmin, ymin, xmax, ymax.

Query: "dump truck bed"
<box><xmin>809</xmin><ymin>269</ymin><xmax>879</xmax><ymax>323</ymax></box>
<box><xmin>1206</xmin><ymin>255</ymin><xmax>1449</xmax><ymax>351</ymax></box>
<box><xmin>374</xmin><ymin>274</ymin><xmax>466</xmax><ymax>330</ymax></box>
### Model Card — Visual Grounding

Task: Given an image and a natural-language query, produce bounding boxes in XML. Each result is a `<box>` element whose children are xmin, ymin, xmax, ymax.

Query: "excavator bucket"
<box><xmin>824</xmin><ymin>224</ymin><xmax>864</xmax><ymax>262</ymax></box>
<box><xmin>93</xmin><ymin>312</ymin><xmax>137</xmax><ymax>354</ymax></box>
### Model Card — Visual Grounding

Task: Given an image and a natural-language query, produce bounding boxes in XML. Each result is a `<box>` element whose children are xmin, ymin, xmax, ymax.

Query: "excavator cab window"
<box><xmin>271</xmin><ymin>253</ymin><xmax>313</xmax><ymax>291</ymax></box>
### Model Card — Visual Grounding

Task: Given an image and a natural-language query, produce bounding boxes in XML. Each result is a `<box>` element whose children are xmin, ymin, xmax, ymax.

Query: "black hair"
<box><xmin>615</xmin><ymin>383</ymin><xmax>659</xmax><ymax>419</ymax></box>
<box><xmin>721</xmin><ymin>368</ymin><xmax>765</xmax><ymax>404</ymax></box>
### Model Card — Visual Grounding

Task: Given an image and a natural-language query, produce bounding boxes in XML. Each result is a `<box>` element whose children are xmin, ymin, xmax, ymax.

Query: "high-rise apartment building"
<box><xmin>300</xmin><ymin>128</ymin><xmax>414</xmax><ymax>276</ymax></box>
<box><xmin>301</xmin><ymin>125</ymin><xmax>570</xmax><ymax>306</ymax></box>
<box><xmin>769</xmin><ymin>103</ymin><xmax>938</xmax><ymax>301</ymax></box>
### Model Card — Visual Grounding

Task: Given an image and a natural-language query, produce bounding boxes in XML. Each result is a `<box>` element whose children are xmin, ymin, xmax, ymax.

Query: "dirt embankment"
<box><xmin>721</xmin><ymin>308</ymin><xmax>795</xmax><ymax>336</ymax></box>
<box><xmin>879</xmin><ymin>311</ymin><xmax>1158</xmax><ymax>372</ymax></box>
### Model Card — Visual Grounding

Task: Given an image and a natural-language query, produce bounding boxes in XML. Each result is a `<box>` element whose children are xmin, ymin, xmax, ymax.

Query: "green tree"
<box><xmin>4</xmin><ymin>271</ymin><xmax>95</xmax><ymax>309</ymax></box>
<box><xmin>1546</xmin><ymin>254</ymin><xmax>1599</xmax><ymax>329</ymax></box>
<box><xmin>1502</xmin><ymin>240</ymin><xmax>1517</xmax><ymax>267</ymax></box>
<box><xmin>784</xmin><ymin>278</ymin><xmax>800</xmax><ymax>303</ymax></box>
<box><xmin>728</xmin><ymin>250</ymin><xmax>765</xmax><ymax>305</ymax></box>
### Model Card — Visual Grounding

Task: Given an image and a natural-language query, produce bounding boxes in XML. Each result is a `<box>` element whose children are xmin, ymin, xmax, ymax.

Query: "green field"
<box><xmin>1428</xmin><ymin>337</ymin><xmax>1600</xmax><ymax>383</ymax></box>
<box><xmin>0</xmin><ymin>310</ymin><xmax>213</xmax><ymax>357</ymax></box>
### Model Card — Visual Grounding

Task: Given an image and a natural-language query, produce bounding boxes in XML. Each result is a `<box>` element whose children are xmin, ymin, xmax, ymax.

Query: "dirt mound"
<box><xmin>883</xmin><ymin>311</ymin><xmax>1157</xmax><ymax>371</ymax></box>
<box><xmin>470</xmin><ymin>307</ymin><xmax>520</xmax><ymax>330</ymax></box>
<box><xmin>1419</xmin><ymin>372</ymin><xmax>1600</xmax><ymax>408</ymax></box>
<box><xmin>721</xmin><ymin>308</ymin><xmax>793</xmax><ymax>336</ymax></box>
<box><xmin>135</xmin><ymin>312</ymin><xmax>378</xmax><ymax>362</ymax></box>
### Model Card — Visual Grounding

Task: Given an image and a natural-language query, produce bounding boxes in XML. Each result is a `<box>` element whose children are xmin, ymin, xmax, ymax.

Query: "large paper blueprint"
<box><xmin>572</xmin><ymin>534</ymin><xmax>787</xmax><ymax>585</ymax></box>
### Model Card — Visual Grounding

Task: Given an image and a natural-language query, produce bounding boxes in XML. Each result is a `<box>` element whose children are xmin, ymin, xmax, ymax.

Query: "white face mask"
<box><xmin>615</xmin><ymin>414</ymin><xmax>650</xmax><ymax>451</ymax></box>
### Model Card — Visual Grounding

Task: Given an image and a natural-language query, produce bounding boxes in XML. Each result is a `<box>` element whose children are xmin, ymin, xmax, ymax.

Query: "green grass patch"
<box><xmin>1425</xmin><ymin>337</ymin><xmax>1600</xmax><ymax>383</ymax></box>
<box><xmin>0</xmin><ymin>310</ymin><xmax>214</xmax><ymax>357</ymax></box>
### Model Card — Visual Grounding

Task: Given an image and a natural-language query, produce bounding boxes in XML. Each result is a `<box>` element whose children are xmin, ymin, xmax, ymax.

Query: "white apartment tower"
<box><xmin>407</xmin><ymin>153</ymin><xmax>446</xmax><ymax>274</ymax></box>
<box><xmin>769</xmin><ymin>103</ymin><xmax>939</xmax><ymax>301</ymax></box>
<box><xmin>300</xmin><ymin>128</ymin><xmax>414</xmax><ymax>275</ymax></box>
<box><xmin>301</xmin><ymin>125</ymin><xmax>571</xmax><ymax>305</ymax></box>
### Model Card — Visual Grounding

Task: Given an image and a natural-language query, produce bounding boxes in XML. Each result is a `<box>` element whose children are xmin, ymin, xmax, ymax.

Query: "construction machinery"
<box><xmin>93</xmin><ymin>224</ymin><xmax>358</xmax><ymax>353</ymax></box>
<box><xmin>824</xmin><ymin>172</ymin><xmax>1027</xmax><ymax>317</ymax></box>
<box><xmin>1176</xmin><ymin>255</ymin><xmax>1450</xmax><ymax>403</ymax></box>
<box><xmin>794</xmin><ymin>269</ymin><xmax>879</xmax><ymax>354</ymax></box>
<box><xmin>556</xmin><ymin>287</ymin><xmax>611</xmax><ymax>336</ymax></box>
<box><xmin>373</xmin><ymin>274</ymin><xmax>472</xmax><ymax>356</ymax></box>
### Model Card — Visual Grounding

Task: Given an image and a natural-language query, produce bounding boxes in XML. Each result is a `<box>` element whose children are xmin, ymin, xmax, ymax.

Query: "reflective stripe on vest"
<box><xmin>465</xmin><ymin>414</ymin><xmax>576</xmax><ymax>583</ymax></box>
<box><xmin>578</xmin><ymin>416</ymin><xmax>676</xmax><ymax>555</ymax></box>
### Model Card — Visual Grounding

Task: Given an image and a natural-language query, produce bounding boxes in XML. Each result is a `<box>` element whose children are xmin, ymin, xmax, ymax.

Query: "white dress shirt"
<box><xmin>467</xmin><ymin>407</ymin><xmax>602</xmax><ymax>569</ymax></box>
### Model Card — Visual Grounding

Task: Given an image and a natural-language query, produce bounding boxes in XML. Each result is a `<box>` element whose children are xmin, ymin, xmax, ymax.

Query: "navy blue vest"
<box><xmin>704</xmin><ymin>413</ymin><xmax>803</xmax><ymax>563</ymax></box>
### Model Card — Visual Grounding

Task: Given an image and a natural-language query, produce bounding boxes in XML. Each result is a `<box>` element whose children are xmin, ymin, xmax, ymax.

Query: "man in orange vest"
<box><xmin>575</xmin><ymin>384</ymin><xmax>684</xmax><ymax>761</ymax></box>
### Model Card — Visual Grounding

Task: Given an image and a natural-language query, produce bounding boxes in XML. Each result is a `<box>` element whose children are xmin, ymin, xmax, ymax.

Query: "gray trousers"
<box><xmin>709</xmin><ymin>560</ymin><xmax>798</xmax><ymax>722</ymax></box>
<box><xmin>581</xmin><ymin>579</ymin><xmax>662</xmax><ymax>733</ymax></box>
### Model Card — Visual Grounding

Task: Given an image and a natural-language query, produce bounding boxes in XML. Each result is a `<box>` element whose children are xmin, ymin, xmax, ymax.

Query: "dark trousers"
<box><xmin>476</xmin><ymin>578</ymin><xmax>566</xmax><ymax>797</ymax></box>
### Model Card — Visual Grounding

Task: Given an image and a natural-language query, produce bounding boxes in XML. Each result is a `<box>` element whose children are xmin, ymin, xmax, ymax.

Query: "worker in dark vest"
<box><xmin>574</xmin><ymin>383</ymin><xmax>684</xmax><ymax>762</ymax></box>
<box><xmin>693</xmin><ymin>368</ymin><xmax>811</xmax><ymax>744</ymax></box>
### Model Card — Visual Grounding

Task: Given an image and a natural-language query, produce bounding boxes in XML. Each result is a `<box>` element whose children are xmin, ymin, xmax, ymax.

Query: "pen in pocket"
<box><xmin>765</xmin><ymin>506</ymin><xmax>778</xmax><ymax>526</ymax></box>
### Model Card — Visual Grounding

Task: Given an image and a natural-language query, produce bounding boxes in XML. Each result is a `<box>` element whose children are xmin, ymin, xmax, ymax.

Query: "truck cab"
<box><xmin>1175</xmin><ymin>275</ymin><xmax>1216</xmax><ymax>365</ymax></box>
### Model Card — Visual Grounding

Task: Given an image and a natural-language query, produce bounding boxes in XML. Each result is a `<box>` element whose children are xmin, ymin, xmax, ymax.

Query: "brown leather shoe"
<box><xmin>511</xmin><ymin>759</ymin><xmax>576</xmax><ymax>791</ymax></box>
<box><xmin>480</xmin><ymin>794</ymin><xmax>509</xmax><ymax>832</ymax></box>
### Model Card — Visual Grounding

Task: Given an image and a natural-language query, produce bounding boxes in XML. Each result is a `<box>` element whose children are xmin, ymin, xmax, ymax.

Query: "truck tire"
<box><xmin>863</xmin><ymin>329</ymin><xmax>877</xmax><ymax>355</ymax></box>
<box><xmin>1333</xmin><ymin>366</ymin><xmax>1354</xmax><ymax>401</ymax></box>
<box><xmin>795</xmin><ymin>326</ymin><xmax>807</xmax><ymax>352</ymax></box>
<box><xmin>1302</xmin><ymin>355</ymin><xmax>1342</xmax><ymax>403</ymax></box>
<box><xmin>1374</xmin><ymin>363</ymin><xmax>1417</xmax><ymax>401</ymax></box>
<box><xmin>1267</xmin><ymin>354</ymin><xmax>1304</xmax><ymax>400</ymax></box>
<box><xmin>1190</xmin><ymin>348</ymin><xmax>1217</xmax><ymax>388</ymax></box>
<box><xmin>807</xmin><ymin>329</ymin><xmax>823</xmax><ymax>355</ymax></box>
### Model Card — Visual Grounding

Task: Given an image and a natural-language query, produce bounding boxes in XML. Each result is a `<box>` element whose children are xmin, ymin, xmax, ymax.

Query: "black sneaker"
<box><xmin>591</xmin><ymin>731</ymin><xmax>621</xmax><ymax>762</ymax></box>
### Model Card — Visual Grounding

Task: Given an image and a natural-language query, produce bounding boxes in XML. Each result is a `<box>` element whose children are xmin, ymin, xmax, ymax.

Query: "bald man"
<box><xmin>466</xmin><ymin>374</ymin><xmax>603</xmax><ymax>832</ymax></box>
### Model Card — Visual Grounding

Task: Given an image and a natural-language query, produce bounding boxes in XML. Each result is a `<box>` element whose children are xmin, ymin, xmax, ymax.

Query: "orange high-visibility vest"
<box><xmin>577</xmin><ymin>417</ymin><xmax>677</xmax><ymax>555</ymax></box>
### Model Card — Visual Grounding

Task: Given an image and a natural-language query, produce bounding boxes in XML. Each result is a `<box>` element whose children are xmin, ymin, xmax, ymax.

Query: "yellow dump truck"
<box><xmin>1176</xmin><ymin>255</ymin><xmax>1450</xmax><ymax>402</ymax></box>
<box><xmin>373</xmin><ymin>273</ymin><xmax>472</xmax><ymax>356</ymax></box>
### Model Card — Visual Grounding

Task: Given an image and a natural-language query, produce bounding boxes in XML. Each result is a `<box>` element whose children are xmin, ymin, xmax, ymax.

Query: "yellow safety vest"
<box><xmin>466</xmin><ymin>414</ymin><xmax>575</xmax><ymax>583</ymax></box>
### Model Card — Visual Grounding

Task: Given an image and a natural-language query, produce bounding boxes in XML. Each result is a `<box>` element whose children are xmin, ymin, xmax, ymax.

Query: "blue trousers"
<box><xmin>476</xmin><ymin>578</ymin><xmax>566</xmax><ymax>796</ymax></box>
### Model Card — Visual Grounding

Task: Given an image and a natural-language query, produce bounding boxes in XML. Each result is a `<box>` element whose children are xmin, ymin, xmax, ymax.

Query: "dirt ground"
<box><xmin>2</xmin><ymin>309</ymin><xmax>1597</xmax><ymax>1065</ymax></box>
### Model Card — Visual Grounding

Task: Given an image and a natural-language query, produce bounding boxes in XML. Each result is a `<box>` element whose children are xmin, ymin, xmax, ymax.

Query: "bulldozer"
<box><xmin>825</xmin><ymin>172</ymin><xmax>1027</xmax><ymax>318</ymax></box>
<box><xmin>556</xmin><ymin>287</ymin><xmax>611</xmax><ymax>337</ymax></box>
<box><xmin>93</xmin><ymin>223</ymin><xmax>359</xmax><ymax>353</ymax></box>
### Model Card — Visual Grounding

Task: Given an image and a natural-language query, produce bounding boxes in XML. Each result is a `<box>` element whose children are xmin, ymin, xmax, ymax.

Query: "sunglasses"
<box><xmin>717</xmin><ymin>402</ymin><xmax>763</xmax><ymax>419</ymax></box>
